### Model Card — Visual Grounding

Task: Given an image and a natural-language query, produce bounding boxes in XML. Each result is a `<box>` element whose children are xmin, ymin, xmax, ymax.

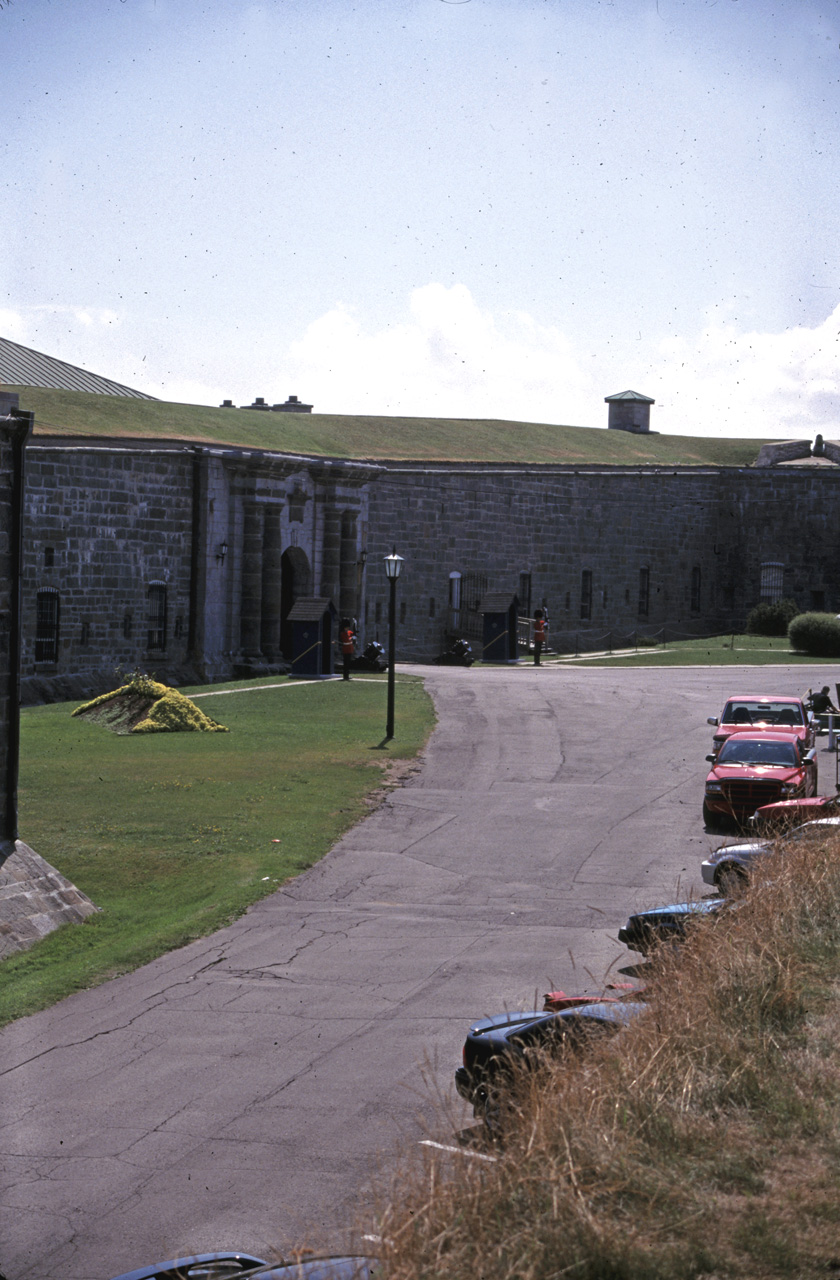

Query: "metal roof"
<box><xmin>0</xmin><ymin>337</ymin><xmax>156</xmax><ymax>398</ymax></box>
<box><xmin>287</xmin><ymin>597</ymin><xmax>336</xmax><ymax>622</ymax></box>
<box><xmin>604</xmin><ymin>389</ymin><xmax>655</xmax><ymax>404</ymax></box>
<box><xmin>478</xmin><ymin>591</ymin><xmax>519</xmax><ymax>613</ymax></box>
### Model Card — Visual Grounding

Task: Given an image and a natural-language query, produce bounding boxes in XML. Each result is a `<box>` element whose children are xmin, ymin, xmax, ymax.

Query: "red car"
<box><xmin>707</xmin><ymin>695</ymin><xmax>815</xmax><ymax>755</ymax></box>
<box><xmin>703</xmin><ymin>730</ymin><xmax>818</xmax><ymax>827</ymax></box>
<box><xmin>749</xmin><ymin>794</ymin><xmax>840</xmax><ymax>832</ymax></box>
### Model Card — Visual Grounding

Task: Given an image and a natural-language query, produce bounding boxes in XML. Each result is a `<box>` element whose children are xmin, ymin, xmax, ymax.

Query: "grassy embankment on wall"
<box><xmin>378</xmin><ymin>829</ymin><xmax>840</xmax><ymax>1279</ymax></box>
<box><xmin>0</xmin><ymin>674</ymin><xmax>434</xmax><ymax>1028</ymax></box>
<box><xmin>13</xmin><ymin>385</ymin><xmax>768</xmax><ymax>467</ymax></box>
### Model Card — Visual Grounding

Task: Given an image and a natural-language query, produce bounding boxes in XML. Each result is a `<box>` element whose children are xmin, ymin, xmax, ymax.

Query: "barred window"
<box><xmin>147</xmin><ymin>582</ymin><xmax>168</xmax><ymax>651</ymax></box>
<box><xmin>35</xmin><ymin>588</ymin><xmax>60</xmax><ymax>663</ymax></box>
<box><xmin>638</xmin><ymin>567</ymin><xmax>650</xmax><ymax>618</ymax></box>
<box><xmin>449</xmin><ymin>571</ymin><xmax>462</xmax><ymax>629</ymax></box>
<box><xmin>580</xmin><ymin>570</ymin><xmax>593</xmax><ymax>621</ymax></box>
<box><xmin>518</xmin><ymin>572</ymin><xmax>532</xmax><ymax>619</ymax></box>
<box><xmin>760</xmin><ymin>562</ymin><xmax>785</xmax><ymax>603</ymax></box>
<box><xmin>461</xmin><ymin>571</ymin><xmax>488</xmax><ymax>614</ymax></box>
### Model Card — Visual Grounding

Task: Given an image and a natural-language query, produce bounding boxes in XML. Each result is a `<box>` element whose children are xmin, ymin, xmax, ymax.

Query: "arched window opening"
<box><xmin>580</xmin><ymin>570</ymin><xmax>593</xmax><ymax>621</ymax></box>
<box><xmin>147</xmin><ymin>583</ymin><xmax>168</xmax><ymax>652</ymax></box>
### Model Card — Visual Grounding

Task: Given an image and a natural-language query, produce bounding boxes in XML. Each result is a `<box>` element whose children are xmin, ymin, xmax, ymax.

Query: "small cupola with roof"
<box><xmin>605</xmin><ymin>389</ymin><xmax>655</xmax><ymax>433</ymax></box>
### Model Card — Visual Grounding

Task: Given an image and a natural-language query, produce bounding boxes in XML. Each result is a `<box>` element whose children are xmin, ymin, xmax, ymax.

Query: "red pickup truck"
<box><xmin>707</xmin><ymin>695</ymin><xmax>815</xmax><ymax>755</ymax></box>
<box><xmin>703</xmin><ymin>730</ymin><xmax>818</xmax><ymax>827</ymax></box>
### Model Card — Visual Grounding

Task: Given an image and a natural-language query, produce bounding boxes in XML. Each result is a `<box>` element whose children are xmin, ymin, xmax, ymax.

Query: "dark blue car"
<box><xmin>618</xmin><ymin>898</ymin><xmax>728</xmax><ymax>954</ymax></box>
<box><xmin>109</xmin><ymin>1252</ymin><xmax>381</xmax><ymax>1280</ymax></box>
<box><xmin>455</xmin><ymin>1000</ymin><xmax>646</xmax><ymax>1124</ymax></box>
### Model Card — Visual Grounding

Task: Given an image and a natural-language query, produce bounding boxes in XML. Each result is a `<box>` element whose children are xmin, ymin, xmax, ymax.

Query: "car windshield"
<box><xmin>721</xmin><ymin>701</ymin><xmax>803</xmax><ymax>727</ymax></box>
<box><xmin>717</xmin><ymin>738</ymin><xmax>798</xmax><ymax>767</ymax></box>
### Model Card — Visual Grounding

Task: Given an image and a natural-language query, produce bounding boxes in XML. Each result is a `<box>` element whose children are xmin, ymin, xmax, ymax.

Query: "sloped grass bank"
<box><xmin>379</xmin><ymin>836</ymin><xmax>840</xmax><ymax>1279</ymax></box>
<box><xmin>16</xmin><ymin>385</ymin><xmax>767</xmax><ymax>466</ymax></box>
<box><xmin>0</xmin><ymin>675</ymin><xmax>434</xmax><ymax>1027</ymax></box>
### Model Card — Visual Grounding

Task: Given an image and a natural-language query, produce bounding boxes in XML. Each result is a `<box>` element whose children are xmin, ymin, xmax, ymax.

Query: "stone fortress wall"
<box><xmin>20</xmin><ymin>438</ymin><xmax>377</xmax><ymax>701</ymax></box>
<box><xmin>364</xmin><ymin>462</ymin><xmax>840</xmax><ymax>656</ymax></box>
<box><xmin>17</xmin><ymin>434</ymin><xmax>840</xmax><ymax>701</ymax></box>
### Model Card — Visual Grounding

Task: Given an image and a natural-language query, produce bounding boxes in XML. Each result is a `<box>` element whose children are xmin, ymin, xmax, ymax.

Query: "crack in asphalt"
<box><xmin>0</xmin><ymin>951</ymin><xmax>234</xmax><ymax>1078</ymax></box>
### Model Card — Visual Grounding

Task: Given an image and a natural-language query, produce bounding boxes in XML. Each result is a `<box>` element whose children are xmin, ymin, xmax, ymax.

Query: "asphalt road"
<box><xmin>1</xmin><ymin>661</ymin><xmax>832</xmax><ymax>1279</ymax></box>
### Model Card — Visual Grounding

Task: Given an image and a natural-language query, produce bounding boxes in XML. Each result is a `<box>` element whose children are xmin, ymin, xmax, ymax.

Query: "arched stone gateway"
<box><xmin>280</xmin><ymin>546</ymin><xmax>312</xmax><ymax>659</ymax></box>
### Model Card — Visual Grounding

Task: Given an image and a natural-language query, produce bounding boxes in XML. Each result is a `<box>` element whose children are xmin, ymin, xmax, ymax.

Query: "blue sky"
<box><xmin>2</xmin><ymin>0</ymin><xmax>839</xmax><ymax>437</ymax></box>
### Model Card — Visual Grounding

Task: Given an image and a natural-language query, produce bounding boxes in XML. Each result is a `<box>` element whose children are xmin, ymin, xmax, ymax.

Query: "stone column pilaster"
<box><xmin>239</xmin><ymin>502</ymin><xmax>264</xmax><ymax>657</ymax></box>
<box><xmin>261</xmin><ymin>506</ymin><xmax>283</xmax><ymax>660</ymax></box>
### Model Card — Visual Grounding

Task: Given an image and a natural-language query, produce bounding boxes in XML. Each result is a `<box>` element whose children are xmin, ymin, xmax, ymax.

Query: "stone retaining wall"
<box><xmin>0</xmin><ymin>841</ymin><xmax>99</xmax><ymax>959</ymax></box>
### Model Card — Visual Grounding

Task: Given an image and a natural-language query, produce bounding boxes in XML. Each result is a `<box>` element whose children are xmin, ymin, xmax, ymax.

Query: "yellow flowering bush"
<box><xmin>73</xmin><ymin>672</ymin><xmax>228</xmax><ymax>734</ymax></box>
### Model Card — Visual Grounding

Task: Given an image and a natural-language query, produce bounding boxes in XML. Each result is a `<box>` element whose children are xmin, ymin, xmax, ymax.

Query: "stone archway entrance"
<box><xmin>280</xmin><ymin>546</ymin><xmax>311</xmax><ymax>658</ymax></box>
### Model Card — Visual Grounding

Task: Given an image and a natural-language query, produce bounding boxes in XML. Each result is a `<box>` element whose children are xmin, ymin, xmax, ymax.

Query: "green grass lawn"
<box><xmin>560</xmin><ymin>634</ymin><xmax>823</xmax><ymax>667</ymax></box>
<box><xmin>13</xmin><ymin>385</ymin><xmax>769</xmax><ymax>466</ymax></box>
<box><xmin>0</xmin><ymin>674</ymin><xmax>434</xmax><ymax>1027</ymax></box>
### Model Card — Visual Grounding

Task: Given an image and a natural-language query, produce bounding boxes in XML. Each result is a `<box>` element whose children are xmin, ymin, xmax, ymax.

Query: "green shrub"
<box><xmin>745</xmin><ymin>598</ymin><xmax>799</xmax><ymax>636</ymax></box>
<box><xmin>788</xmin><ymin>611</ymin><xmax>840</xmax><ymax>657</ymax></box>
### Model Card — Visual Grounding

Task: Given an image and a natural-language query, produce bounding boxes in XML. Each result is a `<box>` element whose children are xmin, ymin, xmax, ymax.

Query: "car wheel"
<box><xmin>703</xmin><ymin>801</ymin><xmax>720</xmax><ymax>829</ymax></box>
<box><xmin>481</xmin><ymin>1088</ymin><xmax>505</xmax><ymax>1142</ymax></box>
<box><xmin>715</xmin><ymin>862</ymin><xmax>748</xmax><ymax>895</ymax></box>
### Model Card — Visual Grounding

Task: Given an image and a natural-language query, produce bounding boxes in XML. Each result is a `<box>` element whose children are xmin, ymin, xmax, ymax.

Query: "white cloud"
<box><xmin>0</xmin><ymin>309</ymin><xmax>30</xmax><ymax>343</ymax></box>
<box><xmin>649</xmin><ymin>306</ymin><xmax>840</xmax><ymax>440</ymax></box>
<box><xmin>283</xmin><ymin>284</ymin><xmax>598</xmax><ymax>424</ymax></box>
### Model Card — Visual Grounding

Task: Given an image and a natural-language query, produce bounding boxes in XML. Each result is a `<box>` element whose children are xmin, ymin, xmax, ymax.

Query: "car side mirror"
<box><xmin>707</xmin><ymin>717</ymin><xmax>719</xmax><ymax>726</ymax></box>
<box><xmin>806</xmin><ymin>749</ymin><xmax>817</xmax><ymax>762</ymax></box>
<box><xmin>705</xmin><ymin>754</ymin><xmax>716</xmax><ymax>763</ymax></box>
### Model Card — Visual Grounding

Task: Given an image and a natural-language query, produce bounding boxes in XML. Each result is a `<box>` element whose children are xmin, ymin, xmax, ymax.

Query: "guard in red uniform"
<box><xmin>533</xmin><ymin>609</ymin><xmax>547</xmax><ymax>666</ymax></box>
<box><xmin>340</xmin><ymin>618</ymin><xmax>356</xmax><ymax>680</ymax></box>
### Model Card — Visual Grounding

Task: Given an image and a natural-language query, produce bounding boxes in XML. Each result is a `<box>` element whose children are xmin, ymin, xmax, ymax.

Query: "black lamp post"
<box><xmin>384</xmin><ymin>548</ymin><xmax>404</xmax><ymax>740</ymax></box>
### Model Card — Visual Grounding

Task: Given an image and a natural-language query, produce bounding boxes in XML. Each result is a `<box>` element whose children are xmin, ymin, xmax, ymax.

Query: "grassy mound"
<box><xmin>378</xmin><ymin>830</ymin><xmax>840</xmax><ymax>1278</ymax></box>
<box><xmin>73</xmin><ymin>673</ymin><xmax>228</xmax><ymax>734</ymax></box>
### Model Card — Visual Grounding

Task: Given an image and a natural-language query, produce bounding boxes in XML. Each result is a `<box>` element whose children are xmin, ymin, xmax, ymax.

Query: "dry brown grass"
<box><xmin>375</xmin><ymin>836</ymin><xmax>840</xmax><ymax>1279</ymax></box>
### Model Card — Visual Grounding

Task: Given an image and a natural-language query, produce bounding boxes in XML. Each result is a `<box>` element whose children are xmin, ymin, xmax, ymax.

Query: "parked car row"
<box><xmin>702</xmin><ymin>689</ymin><xmax>840</xmax><ymax>890</ymax></box>
<box><xmin>454</xmin><ymin>688</ymin><xmax>840</xmax><ymax>1142</ymax></box>
<box><xmin>703</xmin><ymin>694</ymin><xmax>818</xmax><ymax>828</ymax></box>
